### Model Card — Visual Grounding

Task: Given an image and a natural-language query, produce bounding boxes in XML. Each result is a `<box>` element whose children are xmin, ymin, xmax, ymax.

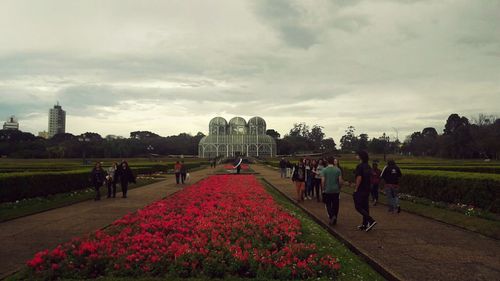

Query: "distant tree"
<box><xmin>308</xmin><ymin>125</ymin><xmax>325</xmax><ymax>151</ymax></box>
<box><xmin>266</xmin><ymin>129</ymin><xmax>281</xmax><ymax>140</ymax></box>
<box><xmin>320</xmin><ymin>138</ymin><xmax>337</xmax><ymax>153</ymax></box>
<box><xmin>289</xmin><ymin>123</ymin><xmax>310</xmax><ymax>138</ymax></box>
<box><xmin>340</xmin><ymin>126</ymin><xmax>358</xmax><ymax>152</ymax></box>
<box><xmin>130</xmin><ymin>131</ymin><xmax>161</xmax><ymax>140</ymax></box>
<box><xmin>357</xmin><ymin>133</ymin><xmax>369</xmax><ymax>151</ymax></box>
<box><xmin>442</xmin><ymin>114</ymin><xmax>473</xmax><ymax>158</ymax></box>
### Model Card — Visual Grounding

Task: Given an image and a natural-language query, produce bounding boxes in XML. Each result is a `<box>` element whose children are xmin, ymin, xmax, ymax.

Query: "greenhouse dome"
<box><xmin>199</xmin><ymin>116</ymin><xmax>276</xmax><ymax>158</ymax></box>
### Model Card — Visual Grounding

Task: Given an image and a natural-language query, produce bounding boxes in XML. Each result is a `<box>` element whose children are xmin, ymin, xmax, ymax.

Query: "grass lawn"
<box><xmin>0</xmin><ymin>178</ymin><xmax>161</xmax><ymax>222</ymax></box>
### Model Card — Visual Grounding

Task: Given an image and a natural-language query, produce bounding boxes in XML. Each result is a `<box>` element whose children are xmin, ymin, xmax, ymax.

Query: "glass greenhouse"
<box><xmin>198</xmin><ymin>116</ymin><xmax>277</xmax><ymax>158</ymax></box>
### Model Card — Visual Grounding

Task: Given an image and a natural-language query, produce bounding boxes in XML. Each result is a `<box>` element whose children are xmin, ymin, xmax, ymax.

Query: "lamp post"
<box><xmin>78</xmin><ymin>137</ymin><xmax>90</xmax><ymax>165</ymax></box>
<box><xmin>147</xmin><ymin>145</ymin><xmax>154</xmax><ymax>162</ymax></box>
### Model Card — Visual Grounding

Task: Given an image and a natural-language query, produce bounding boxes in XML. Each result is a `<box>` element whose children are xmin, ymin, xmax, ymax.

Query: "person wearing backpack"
<box><xmin>381</xmin><ymin>160</ymin><xmax>402</xmax><ymax>213</ymax></box>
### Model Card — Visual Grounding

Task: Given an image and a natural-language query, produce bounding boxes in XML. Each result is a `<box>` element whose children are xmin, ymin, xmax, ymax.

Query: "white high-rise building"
<box><xmin>3</xmin><ymin>115</ymin><xmax>19</xmax><ymax>130</ymax></box>
<box><xmin>48</xmin><ymin>103</ymin><xmax>66</xmax><ymax>138</ymax></box>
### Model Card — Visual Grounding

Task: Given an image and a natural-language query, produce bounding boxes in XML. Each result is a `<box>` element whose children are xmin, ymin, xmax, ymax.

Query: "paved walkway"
<box><xmin>253</xmin><ymin>164</ymin><xmax>500</xmax><ymax>281</ymax></box>
<box><xmin>0</xmin><ymin>167</ymin><xmax>214</xmax><ymax>279</ymax></box>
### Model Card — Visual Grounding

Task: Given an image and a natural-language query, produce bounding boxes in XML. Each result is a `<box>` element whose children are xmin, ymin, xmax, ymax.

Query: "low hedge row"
<box><xmin>399</xmin><ymin>166</ymin><xmax>500</xmax><ymax>174</ymax></box>
<box><xmin>0</xmin><ymin>162</ymin><xmax>207</xmax><ymax>203</ymax></box>
<box><xmin>341</xmin><ymin>167</ymin><xmax>500</xmax><ymax>213</ymax></box>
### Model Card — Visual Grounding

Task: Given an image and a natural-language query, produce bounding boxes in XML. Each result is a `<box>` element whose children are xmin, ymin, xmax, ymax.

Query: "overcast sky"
<box><xmin>1</xmin><ymin>0</ymin><xmax>499</xmax><ymax>143</ymax></box>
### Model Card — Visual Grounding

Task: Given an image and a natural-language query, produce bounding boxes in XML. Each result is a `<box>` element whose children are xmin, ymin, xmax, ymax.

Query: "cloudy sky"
<box><xmin>1</xmin><ymin>0</ymin><xmax>499</xmax><ymax>142</ymax></box>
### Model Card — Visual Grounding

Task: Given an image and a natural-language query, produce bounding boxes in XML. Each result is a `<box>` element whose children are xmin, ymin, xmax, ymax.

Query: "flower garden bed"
<box><xmin>19</xmin><ymin>175</ymin><xmax>341</xmax><ymax>280</ymax></box>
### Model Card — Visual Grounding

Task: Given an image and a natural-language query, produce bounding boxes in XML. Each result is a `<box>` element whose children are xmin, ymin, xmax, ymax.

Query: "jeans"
<box><xmin>353</xmin><ymin>191</ymin><xmax>374</xmax><ymax>226</ymax></box>
<box><xmin>306</xmin><ymin>177</ymin><xmax>314</xmax><ymax>197</ymax></box>
<box><xmin>175</xmin><ymin>173</ymin><xmax>181</xmax><ymax>184</ymax></box>
<box><xmin>280</xmin><ymin>168</ymin><xmax>286</xmax><ymax>178</ymax></box>
<box><xmin>313</xmin><ymin>178</ymin><xmax>322</xmax><ymax>201</ymax></box>
<box><xmin>371</xmin><ymin>184</ymin><xmax>379</xmax><ymax>201</ymax></box>
<box><xmin>121</xmin><ymin>181</ymin><xmax>128</xmax><ymax>197</ymax></box>
<box><xmin>94</xmin><ymin>184</ymin><xmax>102</xmax><ymax>200</ymax></box>
<box><xmin>181</xmin><ymin>173</ymin><xmax>187</xmax><ymax>184</ymax></box>
<box><xmin>324</xmin><ymin>193</ymin><xmax>340</xmax><ymax>220</ymax></box>
<box><xmin>385</xmin><ymin>185</ymin><xmax>400</xmax><ymax>211</ymax></box>
<box><xmin>107</xmin><ymin>180</ymin><xmax>116</xmax><ymax>198</ymax></box>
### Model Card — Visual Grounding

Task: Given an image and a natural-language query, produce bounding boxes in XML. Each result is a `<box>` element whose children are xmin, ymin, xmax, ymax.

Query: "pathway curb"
<box><xmin>261</xmin><ymin>177</ymin><xmax>403</xmax><ymax>281</ymax></box>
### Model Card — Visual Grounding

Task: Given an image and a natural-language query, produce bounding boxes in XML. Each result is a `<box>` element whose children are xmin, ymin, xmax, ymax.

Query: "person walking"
<box><xmin>90</xmin><ymin>162</ymin><xmax>105</xmax><ymax>201</ymax></box>
<box><xmin>106</xmin><ymin>162</ymin><xmax>118</xmax><ymax>198</ymax></box>
<box><xmin>291</xmin><ymin>159</ymin><xmax>306</xmax><ymax>203</ymax></box>
<box><xmin>180</xmin><ymin>161</ymin><xmax>188</xmax><ymax>184</ymax></box>
<box><xmin>353</xmin><ymin>151</ymin><xmax>377</xmax><ymax>232</ymax></box>
<box><xmin>279</xmin><ymin>157</ymin><xmax>287</xmax><ymax>178</ymax></box>
<box><xmin>116</xmin><ymin>161</ymin><xmax>135</xmax><ymax>198</ymax></box>
<box><xmin>381</xmin><ymin>160</ymin><xmax>403</xmax><ymax>213</ymax></box>
<box><xmin>286</xmin><ymin>160</ymin><xmax>292</xmax><ymax>178</ymax></box>
<box><xmin>174</xmin><ymin>161</ymin><xmax>182</xmax><ymax>184</ymax></box>
<box><xmin>321</xmin><ymin>157</ymin><xmax>343</xmax><ymax>225</ymax></box>
<box><xmin>371</xmin><ymin>161</ymin><xmax>382</xmax><ymax>206</ymax></box>
<box><xmin>234</xmin><ymin>157</ymin><xmax>243</xmax><ymax>174</ymax></box>
<box><xmin>313</xmin><ymin>159</ymin><xmax>325</xmax><ymax>202</ymax></box>
<box><xmin>305</xmin><ymin>159</ymin><xmax>313</xmax><ymax>200</ymax></box>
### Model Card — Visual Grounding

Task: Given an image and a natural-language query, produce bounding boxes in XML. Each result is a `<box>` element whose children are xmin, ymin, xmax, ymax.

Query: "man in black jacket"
<box><xmin>381</xmin><ymin>160</ymin><xmax>402</xmax><ymax>213</ymax></box>
<box><xmin>353</xmin><ymin>151</ymin><xmax>377</xmax><ymax>232</ymax></box>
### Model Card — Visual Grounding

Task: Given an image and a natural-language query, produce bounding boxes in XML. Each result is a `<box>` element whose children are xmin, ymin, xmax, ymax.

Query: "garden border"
<box><xmin>260</xmin><ymin>177</ymin><xmax>402</xmax><ymax>281</ymax></box>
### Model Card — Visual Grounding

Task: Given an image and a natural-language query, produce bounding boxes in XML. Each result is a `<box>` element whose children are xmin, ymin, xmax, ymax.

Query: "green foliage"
<box><xmin>0</xmin><ymin>162</ymin><xmax>206</xmax><ymax>203</ymax></box>
<box><xmin>342</xmin><ymin>167</ymin><xmax>500</xmax><ymax>213</ymax></box>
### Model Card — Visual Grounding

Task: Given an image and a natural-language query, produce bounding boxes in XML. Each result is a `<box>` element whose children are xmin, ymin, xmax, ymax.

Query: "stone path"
<box><xmin>253</xmin><ymin>164</ymin><xmax>500</xmax><ymax>281</ymax></box>
<box><xmin>0</xmin><ymin>167</ymin><xmax>214</xmax><ymax>279</ymax></box>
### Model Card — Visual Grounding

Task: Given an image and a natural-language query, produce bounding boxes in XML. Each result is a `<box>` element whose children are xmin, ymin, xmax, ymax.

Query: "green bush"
<box><xmin>399</xmin><ymin>165</ymin><xmax>500</xmax><ymax>174</ymax></box>
<box><xmin>342</xmin><ymin>167</ymin><xmax>500</xmax><ymax>213</ymax></box>
<box><xmin>0</xmin><ymin>162</ymin><xmax>207</xmax><ymax>203</ymax></box>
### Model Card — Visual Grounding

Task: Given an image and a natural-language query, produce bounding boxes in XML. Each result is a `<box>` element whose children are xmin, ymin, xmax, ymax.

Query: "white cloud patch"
<box><xmin>0</xmin><ymin>0</ymin><xmax>499</xmax><ymax>143</ymax></box>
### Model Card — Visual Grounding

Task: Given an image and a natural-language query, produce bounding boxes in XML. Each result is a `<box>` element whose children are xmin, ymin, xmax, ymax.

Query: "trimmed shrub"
<box><xmin>342</xmin><ymin>167</ymin><xmax>500</xmax><ymax>213</ymax></box>
<box><xmin>0</xmin><ymin>162</ymin><xmax>207</xmax><ymax>202</ymax></box>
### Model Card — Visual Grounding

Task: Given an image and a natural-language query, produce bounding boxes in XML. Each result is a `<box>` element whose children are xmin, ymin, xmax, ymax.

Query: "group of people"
<box><xmin>284</xmin><ymin>151</ymin><xmax>402</xmax><ymax>232</ymax></box>
<box><xmin>90</xmin><ymin>160</ymin><xmax>136</xmax><ymax>201</ymax></box>
<box><xmin>173</xmin><ymin>161</ymin><xmax>189</xmax><ymax>184</ymax></box>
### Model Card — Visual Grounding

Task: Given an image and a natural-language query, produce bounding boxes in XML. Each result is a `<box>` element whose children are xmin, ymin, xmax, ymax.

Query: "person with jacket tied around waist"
<box><xmin>116</xmin><ymin>161</ymin><xmax>136</xmax><ymax>198</ymax></box>
<box><xmin>381</xmin><ymin>160</ymin><xmax>402</xmax><ymax>213</ymax></box>
<box><xmin>90</xmin><ymin>162</ymin><xmax>105</xmax><ymax>201</ymax></box>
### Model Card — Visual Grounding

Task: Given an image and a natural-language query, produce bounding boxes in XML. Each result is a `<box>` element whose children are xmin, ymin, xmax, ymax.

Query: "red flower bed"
<box><xmin>25</xmin><ymin>175</ymin><xmax>340</xmax><ymax>279</ymax></box>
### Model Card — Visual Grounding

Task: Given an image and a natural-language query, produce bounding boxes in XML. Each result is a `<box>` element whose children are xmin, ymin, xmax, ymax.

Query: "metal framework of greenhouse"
<box><xmin>198</xmin><ymin>117</ymin><xmax>277</xmax><ymax>158</ymax></box>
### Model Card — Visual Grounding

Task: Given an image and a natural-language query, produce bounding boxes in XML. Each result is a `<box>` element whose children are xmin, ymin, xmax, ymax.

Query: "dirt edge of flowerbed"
<box><xmin>260</xmin><ymin>177</ymin><xmax>402</xmax><ymax>281</ymax></box>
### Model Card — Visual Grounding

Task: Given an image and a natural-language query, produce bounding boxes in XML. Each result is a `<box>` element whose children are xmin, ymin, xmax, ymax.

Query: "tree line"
<box><xmin>1</xmin><ymin>113</ymin><xmax>498</xmax><ymax>159</ymax></box>
<box><xmin>0</xmin><ymin>130</ymin><xmax>205</xmax><ymax>158</ymax></box>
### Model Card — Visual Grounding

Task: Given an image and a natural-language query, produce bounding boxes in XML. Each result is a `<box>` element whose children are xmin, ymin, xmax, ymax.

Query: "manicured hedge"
<box><xmin>0</xmin><ymin>162</ymin><xmax>207</xmax><ymax>203</ymax></box>
<box><xmin>341</xmin><ymin>167</ymin><xmax>500</xmax><ymax>213</ymax></box>
<box><xmin>399</xmin><ymin>165</ymin><xmax>500</xmax><ymax>174</ymax></box>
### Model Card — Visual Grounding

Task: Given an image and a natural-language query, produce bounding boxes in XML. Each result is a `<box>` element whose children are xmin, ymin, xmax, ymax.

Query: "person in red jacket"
<box><xmin>370</xmin><ymin>162</ymin><xmax>382</xmax><ymax>206</ymax></box>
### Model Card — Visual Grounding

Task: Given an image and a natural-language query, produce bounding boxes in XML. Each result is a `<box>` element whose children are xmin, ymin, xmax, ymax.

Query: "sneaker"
<box><xmin>357</xmin><ymin>225</ymin><xmax>367</xmax><ymax>231</ymax></box>
<box><xmin>397</xmin><ymin>206</ymin><xmax>401</xmax><ymax>213</ymax></box>
<box><xmin>365</xmin><ymin>221</ymin><xmax>377</xmax><ymax>232</ymax></box>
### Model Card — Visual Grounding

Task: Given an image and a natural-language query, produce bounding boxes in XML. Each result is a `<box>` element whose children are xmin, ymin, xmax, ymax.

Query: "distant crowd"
<box><xmin>280</xmin><ymin>151</ymin><xmax>402</xmax><ymax>232</ymax></box>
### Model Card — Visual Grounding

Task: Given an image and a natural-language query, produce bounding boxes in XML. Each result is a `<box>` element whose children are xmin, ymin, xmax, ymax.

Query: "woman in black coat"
<box><xmin>90</xmin><ymin>162</ymin><xmax>105</xmax><ymax>201</ymax></box>
<box><xmin>116</xmin><ymin>161</ymin><xmax>136</xmax><ymax>198</ymax></box>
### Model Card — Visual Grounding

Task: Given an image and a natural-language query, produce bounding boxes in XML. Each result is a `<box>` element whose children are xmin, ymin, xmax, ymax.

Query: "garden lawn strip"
<box><xmin>253</xmin><ymin>164</ymin><xmax>500</xmax><ymax>281</ymax></box>
<box><xmin>0</xmin><ymin>167</ymin><xmax>212</xmax><ymax>280</ymax></box>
